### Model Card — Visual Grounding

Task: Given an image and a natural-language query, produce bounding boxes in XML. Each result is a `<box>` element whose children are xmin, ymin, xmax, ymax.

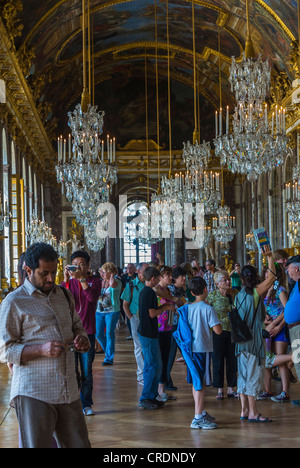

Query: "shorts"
<box><xmin>237</xmin><ymin>352</ymin><xmax>265</xmax><ymax>398</ymax></box>
<box><xmin>273</xmin><ymin>327</ymin><xmax>289</xmax><ymax>343</ymax></box>
<box><xmin>186</xmin><ymin>352</ymin><xmax>211</xmax><ymax>387</ymax></box>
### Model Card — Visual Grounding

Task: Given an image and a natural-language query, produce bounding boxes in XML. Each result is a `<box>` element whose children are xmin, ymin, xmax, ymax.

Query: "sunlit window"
<box><xmin>123</xmin><ymin>202</ymin><xmax>152</xmax><ymax>266</ymax></box>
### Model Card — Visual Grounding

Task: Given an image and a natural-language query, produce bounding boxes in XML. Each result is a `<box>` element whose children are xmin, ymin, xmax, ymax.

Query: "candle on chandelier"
<box><xmin>63</xmin><ymin>139</ymin><xmax>66</xmax><ymax>163</ymax></box>
<box><xmin>239</xmin><ymin>104</ymin><xmax>243</xmax><ymax>132</ymax></box>
<box><xmin>107</xmin><ymin>135</ymin><xmax>110</xmax><ymax>161</ymax></box>
<box><xmin>219</xmin><ymin>108</ymin><xmax>222</xmax><ymax>136</ymax></box>
<box><xmin>216</xmin><ymin>173</ymin><xmax>220</xmax><ymax>191</ymax></box>
<box><xmin>57</xmin><ymin>137</ymin><xmax>60</xmax><ymax>162</ymax></box>
<box><xmin>110</xmin><ymin>139</ymin><xmax>113</xmax><ymax>163</ymax></box>
<box><xmin>68</xmin><ymin>134</ymin><xmax>71</xmax><ymax>161</ymax></box>
<box><xmin>95</xmin><ymin>133</ymin><xmax>98</xmax><ymax>155</ymax></box>
<box><xmin>226</xmin><ymin>106</ymin><xmax>229</xmax><ymax>134</ymax></box>
<box><xmin>60</xmin><ymin>136</ymin><xmax>63</xmax><ymax>162</ymax></box>
<box><xmin>272</xmin><ymin>113</ymin><xmax>274</xmax><ymax>136</ymax></box>
<box><xmin>265</xmin><ymin>104</ymin><xmax>268</xmax><ymax>130</ymax></box>
<box><xmin>215</xmin><ymin>111</ymin><xmax>218</xmax><ymax>138</ymax></box>
<box><xmin>101</xmin><ymin>140</ymin><xmax>104</xmax><ymax>161</ymax></box>
<box><xmin>113</xmin><ymin>137</ymin><xmax>116</xmax><ymax>163</ymax></box>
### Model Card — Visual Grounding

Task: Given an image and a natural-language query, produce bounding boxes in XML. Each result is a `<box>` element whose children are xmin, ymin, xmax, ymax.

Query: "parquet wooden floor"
<box><xmin>1</xmin><ymin>326</ymin><xmax>300</xmax><ymax>449</ymax></box>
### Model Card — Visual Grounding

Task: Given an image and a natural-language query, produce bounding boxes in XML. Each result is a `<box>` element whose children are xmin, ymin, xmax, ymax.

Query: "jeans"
<box><xmin>138</xmin><ymin>333</ymin><xmax>162</xmax><ymax>401</ymax></box>
<box><xmin>130</xmin><ymin>315</ymin><xmax>144</xmax><ymax>382</ymax></box>
<box><xmin>166</xmin><ymin>324</ymin><xmax>178</xmax><ymax>387</ymax></box>
<box><xmin>96</xmin><ymin>311</ymin><xmax>120</xmax><ymax>363</ymax></box>
<box><xmin>75</xmin><ymin>334</ymin><xmax>95</xmax><ymax>409</ymax></box>
<box><xmin>158</xmin><ymin>330</ymin><xmax>172</xmax><ymax>384</ymax></box>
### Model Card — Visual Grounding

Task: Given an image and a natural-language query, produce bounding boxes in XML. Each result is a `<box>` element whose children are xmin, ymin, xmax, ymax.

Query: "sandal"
<box><xmin>216</xmin><ymin>392</ymin><xmax>224</xmax><ymax>400</ymax></box>
<box><xmin>227</xmin><ymin>391</ymin><xmax>239</xmax><ymax>399</ymax></box>
<box><xmin>248</xmin><ymin>414</ymin><xmax>272</xmax><ymax>423</ymax></box>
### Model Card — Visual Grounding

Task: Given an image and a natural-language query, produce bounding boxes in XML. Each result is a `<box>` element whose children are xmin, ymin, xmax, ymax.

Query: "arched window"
<box><xmin>122</xmin><ymin>201</ymin><xmax>152</xmax><ymax>266</ymax></box>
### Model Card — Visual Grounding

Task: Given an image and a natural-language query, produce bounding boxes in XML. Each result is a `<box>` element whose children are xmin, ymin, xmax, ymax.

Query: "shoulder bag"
<box><xmin>227</xmin><ymin>293</ymin><xmax>260</xmax><ymax>344</ymax></box>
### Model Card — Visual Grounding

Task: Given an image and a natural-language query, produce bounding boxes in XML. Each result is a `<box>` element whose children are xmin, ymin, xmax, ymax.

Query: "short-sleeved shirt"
<box><xmin>285</xmin><ymin>281</ymin><xmax>300</xmax><ymax>325</ymax></box>
<box><xmin>187</xmin><ymin>301</ymin><xmax>220</xmax><ymax>353</ymax></box>
<box><xmin>137</xmin><ymin>286</ymin><xmax>159</xmax><ymax>338</ymax></box>
<box><xmin>207</xmin><ymin>289</ymin><xmax>237</xmax><ymax>332</ymax></box>
<box><xmin>121</xmin><ymin>277</ymin><xmax>145</xmax><ymax>316</ymax></box>
<box><xmin>203</xmin><ymin>271</ymin><xmax>217</xmax><ymax>293</ymax></box>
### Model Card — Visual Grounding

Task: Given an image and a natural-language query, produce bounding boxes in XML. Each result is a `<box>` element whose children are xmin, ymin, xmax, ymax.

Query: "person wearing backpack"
<box><xmin>285</xmin><ymin>255</ymin><xmax>300</xmax><ymax>406</ymax></box>
<box><xmin>122</xmin><ymin>263</ymin><xmax>148</xmax><ymax>385</ymax></box>
<box><xmin>235</xmin><ymin>245</ymin><xmax>276</xmax><ymax>423</ymax></box>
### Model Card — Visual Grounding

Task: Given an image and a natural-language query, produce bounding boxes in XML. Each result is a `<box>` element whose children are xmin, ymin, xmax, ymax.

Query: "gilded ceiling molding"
<box><xmin>0</xmin><ymin>16</ymin><xmax>55</xmax><ymax>169</ymax></box>
<box><xmin>255</xmin><ymin>0</ymin><xmax>295</xmax><ymax>42</ymax></box>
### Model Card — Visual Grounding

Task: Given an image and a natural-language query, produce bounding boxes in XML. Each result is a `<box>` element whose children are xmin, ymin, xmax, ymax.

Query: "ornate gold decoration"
<box><xmin>0</xmin><ymin>16</ymin><xmax>56</xmax><ymax>169</ymax></box>
<box><xmin>0</xmin><ymin>0</ymin><xmax>23</xmax><ymax>45</ymax></box>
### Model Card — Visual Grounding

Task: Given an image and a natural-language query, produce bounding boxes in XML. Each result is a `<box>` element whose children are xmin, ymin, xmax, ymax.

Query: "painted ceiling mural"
<box><xmin>3</xmin><ymin>0</ymin><xmax>300</xmax><ymax>153</ymax></box>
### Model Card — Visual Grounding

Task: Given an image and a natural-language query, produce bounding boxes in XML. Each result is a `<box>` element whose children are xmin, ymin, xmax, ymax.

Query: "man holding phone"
<box><xmin>62</xmin><ymin>250</ymin><xmax>102</xmax><ymax>416</ymax></box>
<box><xmin>0</xmin><ymin>243</ymin><xmax>91</xmax><ymax>448</ymax></box>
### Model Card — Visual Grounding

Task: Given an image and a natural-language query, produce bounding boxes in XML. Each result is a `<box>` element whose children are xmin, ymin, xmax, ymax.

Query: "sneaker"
<box><xmin>83</xmin><ymin>407</ymin><xmax>94</xmax><ymax>416</ymax></box>
<box><xmin>271</xmin><ymin>391</ymin><xmax>290</xmax><ymax>403</ymax></box>
<box><xmin>202</xmin><ymin>411</ymin><xmax>216</xmax><ymax>422</ymax></box>
<box><xmin>257</xmin><ymin>391</ymin><xmax>274</xmax><ymax>400</ymax></box>
<box><xmin>156</xmin><ymin>392</ymin><xmax>177</xmax><ymax>402</ymax></box>
<box><xmin>102</xmin><ymin>360</ymin><xmax>113</xmax><ymax>366</ymax></box>
<box><xmin>292</xmin><ymin>399</ymin><xmax>300</xmax><ymax>406</ymax></box>
<box><xmin>190</xmin><ymin>417</ymin><xmax>218</xmax><ymax>430</ymax></box>
<box><xmin>140</xmin><ymin>399</ymin><xmax>159</xmax><ymax>410</ymax></box>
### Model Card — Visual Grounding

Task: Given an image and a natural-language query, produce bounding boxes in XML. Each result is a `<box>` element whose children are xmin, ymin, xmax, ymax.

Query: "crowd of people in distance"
<box><xmin>0</xmin><ymin>242</ymin><xmax>300</xmax><ymax>447</ymax></box>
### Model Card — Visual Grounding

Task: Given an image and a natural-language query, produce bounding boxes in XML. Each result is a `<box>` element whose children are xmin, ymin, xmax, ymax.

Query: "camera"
<box><xmin>66</xmin><ymin>265</ymin><xmax>80</xmax><ymax>273</ymax></box>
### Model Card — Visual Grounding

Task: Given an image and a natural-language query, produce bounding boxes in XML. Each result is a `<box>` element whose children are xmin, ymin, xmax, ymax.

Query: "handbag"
<box><xmin>227</xmin><ymin>294</ymin><xmax>260</xmax><ymax>344</ymax></box>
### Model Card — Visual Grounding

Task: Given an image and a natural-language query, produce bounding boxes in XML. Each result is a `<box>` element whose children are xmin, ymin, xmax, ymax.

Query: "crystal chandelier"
<box><xmin>288</xmin><ymin>220</ymin><xmax>300</xmax><ymax>246</ymax></box>
<box><xmin>245</xmin><ymin>230</ymin><xmax>258</xmax><ymax>251</ymax></box>
<box><xmin>0</xmin><ymin>193</ymin><xmax>11</xmax><ymax>231</ymax></box>
<box><xmin>174</xmin><ymin>169</ymin><xmax>221</xmax><ymax>215</ymax></box>
<box><xmin>26</xmin><ymin>212</ymin><xmax>57</xmax><ymax>247</ymax></box>
<box><xmin>55</xmin><ymin>0</ymin><xmax>118</xmax><ymax>238</ymax></box>
<box><xmin>56</xmin><ymin>106</ymin><xmax>117</xmax><ymax>209</ymax></box>
<box><xmin>212</xmin><ymin>204</ymin><xmax>236</xmax><ymax>244</ymax></box>
<box><xmin>214</xmin><ymin>53</ymin><xmax>289</xmax><ymax>182</ymax></box>
<box><xmin>214</xmin><ymin>0</ymin><xmax>290</xmax><ymax>183</ymax></box>
<box><xmin>286</xmin><ymin>164</ymin><xmax>300</xmax><ymax>223</ymax></box>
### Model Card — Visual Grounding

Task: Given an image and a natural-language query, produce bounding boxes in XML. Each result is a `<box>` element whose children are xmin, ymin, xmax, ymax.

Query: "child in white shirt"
<box><xmin>187</xmin><ymin>277</ymin><xmax>222</xmax><ymax>430</ymax></box>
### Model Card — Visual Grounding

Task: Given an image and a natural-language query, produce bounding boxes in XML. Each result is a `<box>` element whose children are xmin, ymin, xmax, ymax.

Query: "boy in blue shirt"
<box><xmin>175</xmin><ymin>277</ymin><xmax>222</xmax><ymax>429</ymax></box>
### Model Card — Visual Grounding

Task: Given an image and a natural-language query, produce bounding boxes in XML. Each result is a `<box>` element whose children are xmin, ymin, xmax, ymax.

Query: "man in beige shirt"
<box><xmin>0</xmin><ymin>242</ymin><xmax>91</xmax><ymax>448</ymax></box>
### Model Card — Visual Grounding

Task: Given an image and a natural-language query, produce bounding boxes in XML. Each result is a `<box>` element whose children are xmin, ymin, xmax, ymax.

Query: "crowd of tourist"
<box><xmin>0</xmin><ymin>242</ymin><xmax>300</xmax><ymax>446</ymax></box>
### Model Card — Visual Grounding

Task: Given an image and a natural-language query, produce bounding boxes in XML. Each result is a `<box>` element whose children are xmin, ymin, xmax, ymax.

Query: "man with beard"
<box><xmin>0</xmin><ymin>243</ymin><xmax>91</xmax><ymax>448</ymax></box>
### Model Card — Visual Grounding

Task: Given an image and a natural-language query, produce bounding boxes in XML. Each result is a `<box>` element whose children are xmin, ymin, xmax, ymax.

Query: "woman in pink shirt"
<box><xmin>154</xmin><ymin>267</ymin><xmax>177</xmax><ymax>402</ymax></box>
